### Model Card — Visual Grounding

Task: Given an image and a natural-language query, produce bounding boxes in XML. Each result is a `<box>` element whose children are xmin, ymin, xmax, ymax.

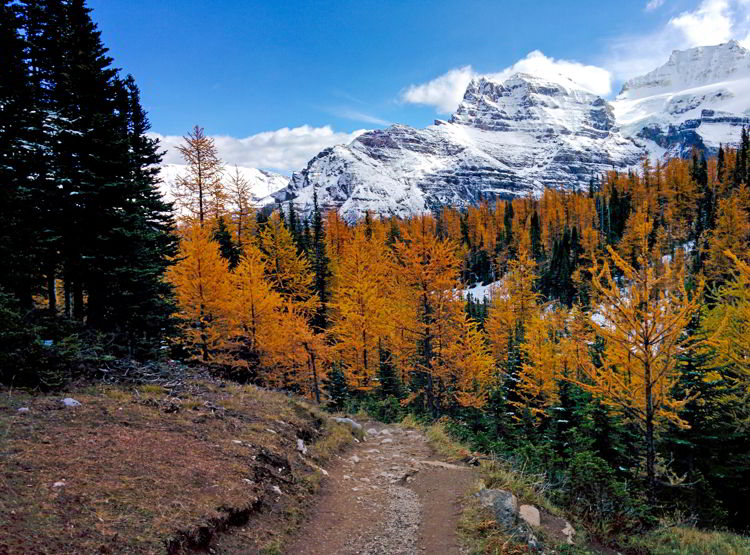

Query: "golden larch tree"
<box><xmin>393</xmin><ymin>215</ymin><xmax>463</xmax><ymax>415</ymax></box>
<box><xmin>168</xmin><ymin>223</ymin><xmax>232</xmax><ymax>361</ymax></box>
<box><xmin>329</xmin><ymin>227</ymin><xmax>390</xmax><ymax>390</ymax></box>
<box><xmin>579</xmin><ymin>213</ymin><xmax>703</xmax><ymax>499</ymax></box>
<box><xmin>172</xmin><ymin>126</ymin><xmax>226</xmax><ymax>224</ymax></box>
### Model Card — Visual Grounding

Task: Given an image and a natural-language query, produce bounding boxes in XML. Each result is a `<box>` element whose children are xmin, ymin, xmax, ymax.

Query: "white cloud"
<box><xmin>400</xmin><ymin>66</ymin><xmax>476</xmax><ymax>114</ymax></box>
<box><xmin>400</xmin><ymin>53</ymin><xmax>612</xmax><ymax>114</ymax></box>
<box><xmin>606</xmin><ymin>0</ymin><xmax>750</xmax><ymax>81</ymax></box>
<box><xmin>487</xmin><ymin>50</ymin><xmax>612</xmax><ymax>96</ymax></box>
<box><xmin>150</xmin><ymin>125</ymin><xmax>367</xmax><ymax>173</ymax></box>
<box><xmin>645</xmin><ymin>0</ymin><xmax>665</xmax><ymax>11</ymax></box>
<box><xmin>670</xmin><ymin>0</ymin><xmax>733</xmax><ymax>44</ymax></box>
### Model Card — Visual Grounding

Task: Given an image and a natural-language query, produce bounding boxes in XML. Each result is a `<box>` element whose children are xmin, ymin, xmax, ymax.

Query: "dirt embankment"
<box><xmin>0</xmin><ymin>381</ymin><xmax>356</xmax><ymax>555</ymax></box>
<box><xmin>286</xmin><ymin>422</ymin><xmax>477</xmax><ymax>555</ymax></box>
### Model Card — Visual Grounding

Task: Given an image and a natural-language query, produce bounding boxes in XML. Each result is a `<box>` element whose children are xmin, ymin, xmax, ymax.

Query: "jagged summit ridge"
<box><xmin>275</xmin><ymin>42</ymin><xmax>750</xmax><ymax>220</ymax></box>
<box><xmin>278</xmin><ymin>72</ymin><xmax>641</xmax><ymax>221</ymax></box>
<box><xmin>452</xmin><ymin>74</ymin><xmax>615</xmax><ymax>138</ymax></box>
<box><xmin>613</xmin><ymin>41</ymin><xmax>750</xmax><ymax>156</ymax></box>
<box><xmin>619</xmin><ymin>40</ymin><xmax>750</xmax><ymax>99</ymax></box>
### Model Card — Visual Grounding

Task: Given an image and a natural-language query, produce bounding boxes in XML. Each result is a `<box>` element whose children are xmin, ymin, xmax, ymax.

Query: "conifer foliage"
<box><xmin>0</xmin><ymin>0</ymin><xmax>176</xmax><ymax>363</ymax></box>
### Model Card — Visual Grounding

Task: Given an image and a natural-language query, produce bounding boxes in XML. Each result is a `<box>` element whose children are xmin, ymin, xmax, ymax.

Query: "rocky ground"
<box><xmin>286</xmin><ymin>422</ymin><xmax>477</xmax><ymax>555</ymax></box>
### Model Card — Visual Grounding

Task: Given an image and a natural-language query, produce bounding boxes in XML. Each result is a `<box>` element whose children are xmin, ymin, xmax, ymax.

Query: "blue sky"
<box><xmin>88</xmin><ymin>0</ymin><xmax>750</xmax><ymax>172</ymax></box>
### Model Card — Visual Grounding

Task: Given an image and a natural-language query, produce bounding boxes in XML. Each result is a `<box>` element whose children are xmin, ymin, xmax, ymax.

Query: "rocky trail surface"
<box><xmin>286</xmin><ymin>422</ymin><xmax>476</xmax><ymax>555</ymax></box>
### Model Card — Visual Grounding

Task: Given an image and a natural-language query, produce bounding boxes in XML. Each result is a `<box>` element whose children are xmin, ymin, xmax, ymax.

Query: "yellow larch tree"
<box><xmin>329</xmin><ymin>227</ymin><xmax>390</xmax><ymax>390</ymax></box>
<box><xmin>704</xmin><ymin>250</ymin><xmax>750</xmax><ymax>398</ymax></box>
<box><xmin>168</xmin><ymin>223</ymin><xmax>232</xmax><ymax>362</ymax></box>
<box><xmin>578</xmin><ymin>212</ymin><xmax>703</xmax><ymax>499</ymax></box>
<box><xmin>485</xmin><ymin>248</ymin><xmax>539</xmax><ymax>367</ymax></box>
<box><xmin>439</xmin><ymin>312</ymin><xmax>494</xmax><ymax>408</ymax></box>
<box><xmin>226</xmin><ymin>243</ymin><xmax>282</xmax><ymax>358</ymax></box>
<box><xmin>225</xmin><ymin>165</ymin><xmax>256</xmax><ymax>250</ymax></box>
<box><xmin>262</xmin><ymin>304</ymin><xmax>328</xmax><ymax>402</ymax></box>
<box><xmin>172</xmin><ymin>126</ymin><xmax>226</xmax><ymax>224</ymax></box>
<box><xmin>393</xmin><ymin>215</ymin><xmax>463</xmax><ymax>415</ymax></box>
<box><xmin>703</xmin><ymin>185</ymin><xmax>750</xmax><ymax>285</ymax></box>
<box><xmin>260</xmin><ymin>212</ymin><xmax>318</xmax><ymax>317</ymax></box>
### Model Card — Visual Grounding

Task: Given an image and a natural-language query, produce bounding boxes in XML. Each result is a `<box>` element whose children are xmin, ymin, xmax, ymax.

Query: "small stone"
<box><xmin>562</xmin><ymin>521</ymin><xmax>576</xmax><ymax>544</ymax></box>
<box><xmin>350</xmin><ymin>455</ymin><xmax>361</xmax><ymax>463</ymax></box>
<box><xmin>271</xmin><ymin>485</ymin><xmax>282</xmax><ymax>495</ymax></box>
<box><xmin>232</xmin><ymin>440</ymin><xmax>243</xmax><ymax>444</ymax></box>
<box><xmin>297</xmin><ymin>438</ymin><xmax>308</xmax><ymax>455</ymax></box>
<box><xmin>17</xmin><ymin>407</ymin><xmax>29</xmax><ymax>413</ymax></box>
<box><xmin>52</xmin><ymin>481</ymin><xmax>66</xmax><ymax>488</ymax></box>
<box><xmin>380</xmin><ymin>429</ymin><xmax>392</xmax><ymax>435</ymax></box>
<box><xmin>265</xmin><ymin>428</ymin><xmax>277</xmax><ymax>434</ymax></box>
<box><xmin>333</xmin><ymin>417</ymin><xmax>362</xmax><ymax>431</ymax></box>
<box><xmin>61</xmin><ymin>398</ymin><xmax>81</xmax><ymax>407</ymax></box>
<box><xmin>343</xmin><ymin>475</ymin><xmax>351</xmax><ymax>480</ymax></box>
<box><xmin>381</xmin><ymin>438</ymin><xmax>393</xmax><ymax>444</ymax></box>
<box><xmin>519</xmin><ymin>504</ymin><xmax>541</xmax><ymax>527</ymax></box>
<box><xmin>366</xmin><ymin>428</ymin><xmax>379</xmax><ymax>435</ymax></box>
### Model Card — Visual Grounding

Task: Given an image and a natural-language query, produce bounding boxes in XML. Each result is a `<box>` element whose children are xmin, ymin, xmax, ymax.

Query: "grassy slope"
<box><xmin>0</xmin><ymin>380</ymin><xmax>355</xmax><ymax>554</ymax></box>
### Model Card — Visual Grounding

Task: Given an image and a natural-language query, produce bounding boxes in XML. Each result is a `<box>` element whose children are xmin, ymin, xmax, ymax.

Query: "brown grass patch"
<box><xmin>0</xmin><ymin>380</ymin><xmax>353</xmax><ymax>554</ymax></box>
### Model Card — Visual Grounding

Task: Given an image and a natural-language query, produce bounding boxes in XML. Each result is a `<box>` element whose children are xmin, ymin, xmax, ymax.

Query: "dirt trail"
<box><xmin>286</xmin><ymin>422</ymin><xmax>476</xmax><ymax>555</ymax></box>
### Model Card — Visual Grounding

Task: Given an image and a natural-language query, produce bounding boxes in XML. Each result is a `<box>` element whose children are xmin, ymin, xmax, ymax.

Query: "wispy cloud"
<box><xmin>330</xmin><ymin>107</ymin><xmax>392</xmax><ymax>126</ymax></box>
<box><xmin>605</xmin><ymin>0</ymin><xmax>750</xmax><ymax>81</ymax></box>
<box><xmin>401</xmin><ymin>66</ymin><xmax>476</xmax><ymax>114</ymax></box>
<box><xmin>150</xmin><ymin>125</ymin><xmax>367</xmax><ymax>173</ymax></box>
<box><xmin>645</xmin><ymin>0</ymin><xmax>665</xmax><ymax>12</ymax></box>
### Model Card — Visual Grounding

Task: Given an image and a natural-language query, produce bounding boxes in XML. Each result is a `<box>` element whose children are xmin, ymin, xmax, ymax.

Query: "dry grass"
<box><xmin>630</xmin><ymin>526</ymin><xmax>750</xmax><ymax>555</ymax></box>
<box><xmin>0</xmin><ymin>380</ymin><xmax>354</xmax><ymax>554</ymax></box>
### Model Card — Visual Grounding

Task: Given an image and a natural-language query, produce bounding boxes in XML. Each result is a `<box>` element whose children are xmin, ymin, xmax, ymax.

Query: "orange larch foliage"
<box><xmin>168</xmin><ymin>222</ymin><xmax>232</xmax><ymax>361</ymax></box>
<box><xmin>329</xmin><ymin>227</ymin><xmax>390</xmax><ymax>390</ymax></box>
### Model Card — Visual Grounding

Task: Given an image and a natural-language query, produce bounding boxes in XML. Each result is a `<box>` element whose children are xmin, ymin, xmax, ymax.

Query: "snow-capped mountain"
<box><xmin>612</xmin><ymin>40</ymin><xmax>750</xmax><ymax>157</ymax></box>
<box><xmin>274</xmin><ymin>41</ymin><xmax>750</xmax><ymax>220</ymax></box>
<box><xmin>159</xmin><ymin>164</ymin><xmax>289</xmax><ymax>206</ymax></box>
<box><xmin>276</xmin><ymin>74</ymin><xmax>642</xmax><ymax>221</ymax></box>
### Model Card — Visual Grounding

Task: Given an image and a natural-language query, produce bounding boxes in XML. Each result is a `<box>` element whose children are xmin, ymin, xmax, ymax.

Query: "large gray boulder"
<box><xmin>476</xmin><ymin>488</ymin><xmax>518</xmax><ymax>528</ymax></box>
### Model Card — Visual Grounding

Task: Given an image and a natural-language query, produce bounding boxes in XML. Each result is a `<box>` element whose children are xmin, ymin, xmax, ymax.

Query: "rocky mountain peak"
<box><xmin>618</xmin><ymin>40</ymin><xmax>750</xmax><ymax>100</ymax></box>
<box><xmin>451</xmin><ymin>73</ymin><xmax>614</xmax><ymax>138</ymax></box>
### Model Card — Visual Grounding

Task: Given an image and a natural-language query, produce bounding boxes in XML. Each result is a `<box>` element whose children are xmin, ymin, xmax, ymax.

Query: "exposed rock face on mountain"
<box><xmin>274</xmin><ymin>41</ymin><xmax>750</xmax><ymax>221</ymax></box>
<box><xmin>612</xmin><ymin>40</ymin><xmax>750</xmax><ymax>157</ymax></box>
<box><xmin>276</xmin><ymin>74</ymin><xmax>642</xmax><ymax>221</ymax></box>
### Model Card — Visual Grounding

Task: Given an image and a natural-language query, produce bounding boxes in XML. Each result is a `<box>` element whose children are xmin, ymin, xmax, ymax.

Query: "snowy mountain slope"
<box><xmin>612</xmin><ymin>41</ymin><xmax>750</xmax><ymax>156</ymax></box>
<box><xmin>275</xmin><ymin>41</ymin><xmax>750</xmax><ymax>220</ymax></box>
<box><xmin>158</xmin><ymin>164</ymin><xmax>289</xmax><ymax>206</ymax></box>
<box><xmin>277</xmin><ymin>74</ymin><xmax>643</xmax><ymax>221</ymax></box>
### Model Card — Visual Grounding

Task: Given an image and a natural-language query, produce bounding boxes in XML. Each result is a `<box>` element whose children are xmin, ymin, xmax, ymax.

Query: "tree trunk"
<box><xmin>47</xmin><ymin>271</ymin><xmax>56</xmax><ymax>313</ymax></box>
<box><xmin>645</xmin><ymin>380</ymin><xmax>656</xmax><ymax>504</ymax></box>
<box><xmin>307</xmin><ymin>346</ymin><xmax>321</xmax><ymax>404</ymax></box>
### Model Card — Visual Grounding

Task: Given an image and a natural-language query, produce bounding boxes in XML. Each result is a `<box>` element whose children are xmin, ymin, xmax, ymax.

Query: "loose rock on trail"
<box><xmin>286</xmin><ymin>422</ymin><xmax>476</xmax><ymax>555</ymax></box>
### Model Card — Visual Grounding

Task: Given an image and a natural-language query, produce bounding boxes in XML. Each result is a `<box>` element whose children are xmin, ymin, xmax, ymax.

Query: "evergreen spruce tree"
<box><xmin>0</xmin><ymin>2</ymin><xmax>42</xmax><ymax>310</ymax></box>
<box><xmin>323</xmin><ymin>363</ymin><xmax>349</xmax><ymax>411</ymax></box>
<box><xmin>213</xmin><ymin>216</ymin><xmax>240</xmax><ymax>270</ymax></box>
<box><xmin>311</xmin><ymin>191</ymin><xmax>331</xmax><ymax>330</ymax></box>
<box><xmin>2</xmin><ymin>0</ymin><xmax>177</xmax><ymax>358</ymax></box>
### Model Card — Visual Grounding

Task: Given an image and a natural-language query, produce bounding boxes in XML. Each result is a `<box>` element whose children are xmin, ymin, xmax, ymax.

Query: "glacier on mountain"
<box><xmin>612</xmin><ymin>40</ymin><xmax>750</xmax><ymax>157</ymax></box>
